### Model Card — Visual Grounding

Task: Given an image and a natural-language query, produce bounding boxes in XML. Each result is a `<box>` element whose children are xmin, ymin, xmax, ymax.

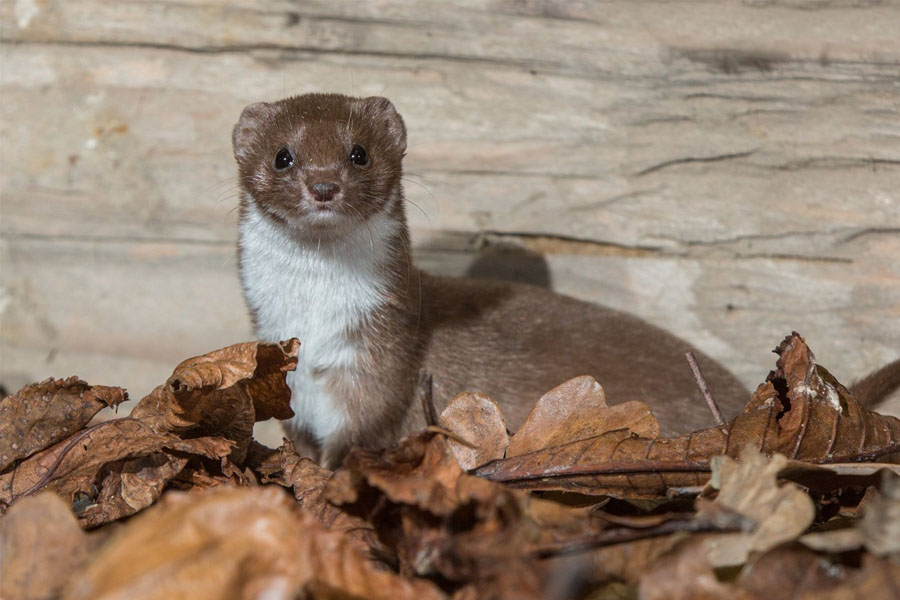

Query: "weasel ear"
<box><xmin>361</xmin><ymin>96</ymin><xmax>407</xmax><ymax>154</ymax></box>
<box><xmin>232</xmin><ymin>102</ymin><xmax>272</xmax><ymax>161</ymax></box>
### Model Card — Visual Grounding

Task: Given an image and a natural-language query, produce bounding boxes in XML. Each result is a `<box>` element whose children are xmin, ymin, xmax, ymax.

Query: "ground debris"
<box><xmin>1</xmin><ymin>332</ymin><xmax>898</xmax><ymax>599</ymax></box>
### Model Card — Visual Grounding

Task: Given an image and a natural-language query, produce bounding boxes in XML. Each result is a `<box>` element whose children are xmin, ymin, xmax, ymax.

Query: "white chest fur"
<box><xmin>238</xmin><ymin>201</ymin><xmax>397</xmax><ymax>442</ymax></box>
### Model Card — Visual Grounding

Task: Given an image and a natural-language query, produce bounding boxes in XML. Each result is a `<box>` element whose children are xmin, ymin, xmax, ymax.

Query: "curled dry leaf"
<box><xmin>0</xmin><ymin>417</ymin><xmax>233</xmax><ymax>527</ymax></box>
<box><xmin>62</xmin><ymin>486</ymin><xmax>445</xmax><ymax>600</ymax></box>
<box><xmin>131</xmin><ymin>339</ymin><xmax>298</xmax><ymax>463</ymax></box>
<box><xmin>439</xmin><ymin>392</ymin><xmax>509</xmax><ymax>470</ymax></box>
<box><xmin>507</xmin><ymin>375</ymin><xmax>658</xmax><ymax>457</ymax></box>
<box><xmin>474</xmin><ymin>333</ymin><xmax>900</xmax><ymax>498</ymax></box>
<box><xmin>698</xmin><ymin>444</ymin><xmax>815</xmax><ymax>567</ymax></box>
<box><xmin>0</xmin><ymin>377</ymin><xmax>126</xmax><ymax>472</ymax></box>
<box><xmin>1</xmin><ymin>492</ymin><xmax>92</xmax><ymax>600</ymax></box>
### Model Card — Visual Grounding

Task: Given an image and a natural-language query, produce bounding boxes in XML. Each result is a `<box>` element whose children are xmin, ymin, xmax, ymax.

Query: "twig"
<box><xmin>531</xmin><ymin>513</ymin><xmax>751</xmax><ymax>557</ymax></box>
<box><xmin>418</xmin><ymin>370</ymin><xmax>438</xmax><ymax>427</ymax></box>
<box><xmin>685</xmin><ymin>351</ymin><xmax>726</xmax><ymax>427</ymax></box>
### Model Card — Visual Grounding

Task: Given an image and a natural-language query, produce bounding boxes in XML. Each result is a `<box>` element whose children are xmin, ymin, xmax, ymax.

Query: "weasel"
<box><xmin>233</xmin><ymin>93</ymin><xmax>892</xmax><ymax>468</ymax></box>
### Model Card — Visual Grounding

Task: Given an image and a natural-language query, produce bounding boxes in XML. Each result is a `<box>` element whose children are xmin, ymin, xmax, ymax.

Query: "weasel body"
<box><xmin>234</xmin><ymin>93</ymin><xmax>750</xmax><ymax>466</ymax></box>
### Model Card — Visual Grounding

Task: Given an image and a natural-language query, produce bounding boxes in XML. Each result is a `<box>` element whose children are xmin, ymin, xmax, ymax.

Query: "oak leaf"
<box><xmin>507</xmin><ymin>375</ymin><xmax>658</xmax><ymax>457</ymax></box>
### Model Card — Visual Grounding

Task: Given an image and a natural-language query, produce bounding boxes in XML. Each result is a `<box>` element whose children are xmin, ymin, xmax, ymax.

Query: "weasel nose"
<box><xmin>310</xmin><ymin>182</ymin><xmax>340</xmax><ymax>203</ymax></box>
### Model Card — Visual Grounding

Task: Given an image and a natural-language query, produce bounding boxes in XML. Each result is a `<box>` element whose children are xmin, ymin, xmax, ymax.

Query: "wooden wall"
<box><xmin>2</xmin><ymin>1</ymin><xmax>899</xmax><ymax>430</ymax></box>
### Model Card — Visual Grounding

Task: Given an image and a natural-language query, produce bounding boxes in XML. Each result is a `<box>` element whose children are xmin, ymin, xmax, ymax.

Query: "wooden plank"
<box><xmin>3</xmin><ymin>1</ymin><xmax>899</xmax><ymax>70</ymax></box>
<box><xmin>2</xmin><ymin>45</ymin><xmax>898</xmax><ymax>252</ymax></box>
<box><xmin>1</xmin><ymin>0</ymin><xmax>898</xmax><ymax>409</ymax></box>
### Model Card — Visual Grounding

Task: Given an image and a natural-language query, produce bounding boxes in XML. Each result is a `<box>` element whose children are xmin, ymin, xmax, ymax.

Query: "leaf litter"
<box><xmin>1</xmin><ymin>332</ymin><xmax>899</xmax><ymax>599</ymax></box>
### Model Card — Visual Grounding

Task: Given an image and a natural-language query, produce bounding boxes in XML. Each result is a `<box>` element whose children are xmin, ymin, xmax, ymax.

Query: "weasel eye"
<box><xmin>274</xmin><ymin>148</ymin><xmax>294</xmax><ymax>170</ymax></box>
<box><xmin>349</xmin><ymin>145</ymin><xmax>369</xmax><ymax>167</ymax></box>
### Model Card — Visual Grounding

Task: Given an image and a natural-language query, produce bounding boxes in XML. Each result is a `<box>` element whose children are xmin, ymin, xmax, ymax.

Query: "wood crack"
<box><xmin>634</xmin><ymin>150</ymin><xmax>758</xmax><ymax>177</ymax></box>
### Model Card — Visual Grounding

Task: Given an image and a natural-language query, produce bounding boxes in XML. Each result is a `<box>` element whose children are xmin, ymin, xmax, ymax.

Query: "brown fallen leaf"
<box><xmin>254</xmin><ymin>439</ymin><xmax>380</xmax><ymax>554</ymax></box>
<box><xmin>131</xmin><ymin>339</ymin><xmax>298</xmax><ymax>463</ymax></box>
<box><xmin>698</xmin><ymin>445</ymin><xmax>815</xmax><ymax>567</ymax></box>
<box><xmin>0</xmin><ymin>417</ymin><xmax>233</xmax><ymax>526</ymax></box>
<box><xmin>62</xmin><ymin>486</ymin><xmax>445</xmax><ymax>600</ymax></box>
<box><xmin>439</xmin><ymin>392</ymin><xmax>509</xmax><ymax>470</ymax></box>
<box><xmin>0</xmin><ymin>377</ymin><xmax>126</xmax><ymax>472</ymax></box>
<box><xmin>738</xmin><ymin>543</ymin><xmax>855</xmax><ymax>599</ymax></box>
<box><xmin>507</xmin><ymin>375</ymin><xmax>658</xmax><ymax>457</ymax></box>
<box><xmin>638</xmin><ymin>538</ymin><xmax>753</xmax><ymax>600</ymax></box>
<box><xmin>474</xmin><ymin>333</ymin><xmax>900</xmax><ymax>498</ymax></box>
<box><xmin>0</xmin><ymin>492</ymin><xmax>92</xmax><ymax>600</ymax></box>
<box><xmin>82</xmin><ymin>452</ymin><xmax>190</xmax><ymax>528</ymax></box>
<box><xmin>558</xmin><ymin>536</ymin><xmax>685</xmax><ymax>585</ymax></box>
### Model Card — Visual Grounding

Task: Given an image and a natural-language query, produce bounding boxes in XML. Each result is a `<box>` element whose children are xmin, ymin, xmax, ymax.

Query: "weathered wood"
<box><xmin>1</xmin><ymin>1</ymin><xmax>898</xmax><ymax>420</ymax></box>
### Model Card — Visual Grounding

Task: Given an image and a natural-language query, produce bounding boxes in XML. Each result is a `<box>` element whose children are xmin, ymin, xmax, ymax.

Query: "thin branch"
<box><xmin>685</xmin><ymin>351</ymin><xmax>726</xmax><ymax>427</ymax></box>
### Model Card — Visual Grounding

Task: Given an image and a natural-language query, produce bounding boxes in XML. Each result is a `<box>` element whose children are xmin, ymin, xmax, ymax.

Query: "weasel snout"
<box><xmin>309</xmin><ymin>181</ymin><xmax>341</xmax><ymax>203</ymax></box>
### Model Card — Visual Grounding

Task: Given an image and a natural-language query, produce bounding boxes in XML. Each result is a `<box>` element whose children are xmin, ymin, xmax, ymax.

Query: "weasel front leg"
<box><xmin>283</xmin><ymin>426</ymin><xmax>322</xmax><ymax>463</ymax></box>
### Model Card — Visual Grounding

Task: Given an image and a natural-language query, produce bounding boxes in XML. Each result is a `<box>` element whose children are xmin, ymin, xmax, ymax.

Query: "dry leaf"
<box><xmin>507</xmin><ymin>376</ymin><xmax>658</xmax><ymax>457</ymax></box>
<box><xmin>699</xmin><ymin>445</ymin><xmax>815</xmax><ymax>567</ymax></box>
<box><xmin>256</xmin><ymin>439</ymin><xmax>379</xmax><ymax>553</ymax></box>
<box><xmin>738</xmin><ymin>543</ymin><xmax>853</xmax><ymax>599</ymax></box>
<box><xmin>131</xmin><ymin>339</ymin><xmax>298</xmax><ymax>463</ymax></box>
<box><xmin>62</xmin><ymin>486</ymin><xmax>445</xmax><ymax>600</ymax></box>
<box><xmin>0</xmin><ymin>492</ymin><xmax>91</xmax><ymax>600</ymax></box>
<box><xmin>796</xmin><ymin>555</ymin><xmax>900</xmax><ymax>600</ymax></box>
<box><xmin>0</xmin><ymin>377</ymin><xmax>126</xmax><ymax>472</ymax></box>
<box><xmin>0</xmin><ymin>417</ymin><xmax>232</xmax><ymax>526</ymax></box>
<box><xmin>82</xmin><ymin>452</ymin><xmax>190</xmax><ymax>528</ymax></box>
<box><xmin>439</xmin><ymin>392</ymin><xmax>509</xmax><ymax>469</ymax></box>
<box><xmin>638</xmin><ymin>538</ymin><xmax>752</xmax><ymax>600</ymax></box>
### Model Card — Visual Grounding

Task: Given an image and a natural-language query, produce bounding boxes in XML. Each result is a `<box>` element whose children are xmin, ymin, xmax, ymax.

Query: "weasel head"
<box><xmin>233</xmin><ymin>93</ymin><xmax>407</xmax><ymax>238</ymax></box>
